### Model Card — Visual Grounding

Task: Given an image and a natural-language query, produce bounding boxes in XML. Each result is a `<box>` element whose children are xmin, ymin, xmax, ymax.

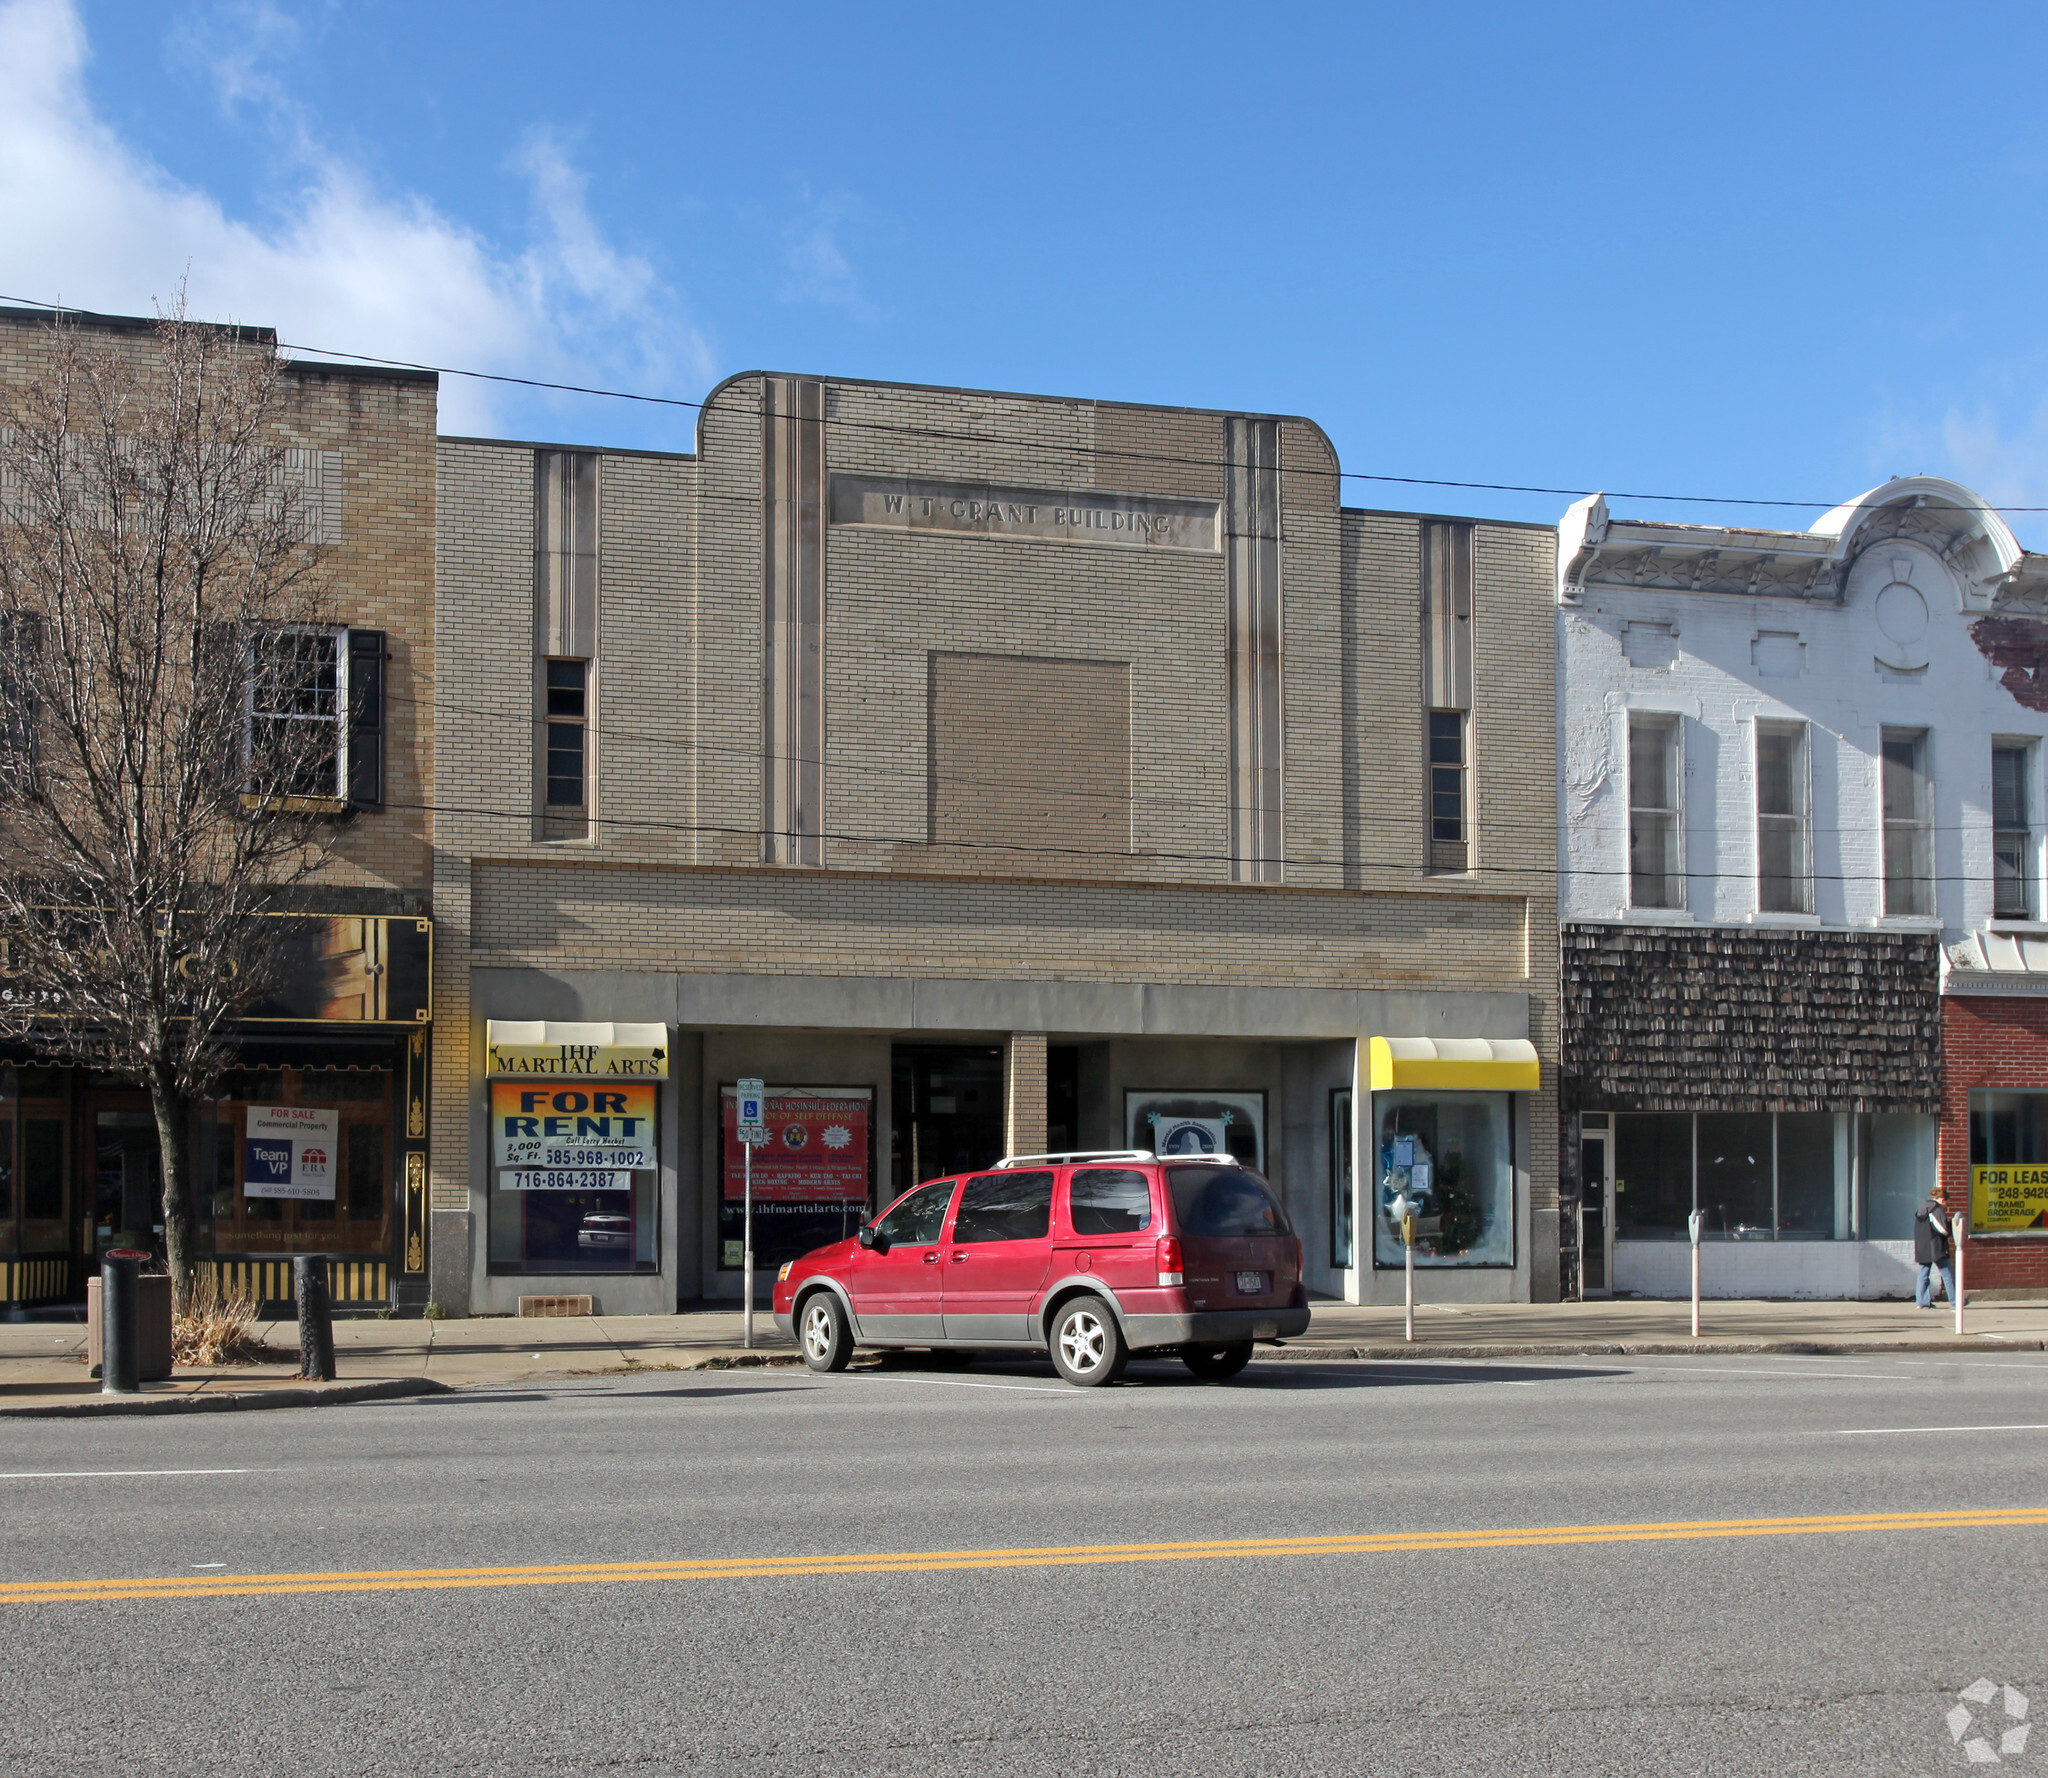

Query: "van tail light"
<box><xmin>1156</xmin><ymin>1235</ymin><xmax>1184</xmax><ymax>1287</ymax></box>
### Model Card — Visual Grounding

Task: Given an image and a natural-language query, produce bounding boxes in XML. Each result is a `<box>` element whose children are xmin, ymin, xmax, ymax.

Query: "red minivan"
<box><xmin>771</xmin><ymin>1150</ymin><xmax>1310</xmax><ymax>1386</ymax></box>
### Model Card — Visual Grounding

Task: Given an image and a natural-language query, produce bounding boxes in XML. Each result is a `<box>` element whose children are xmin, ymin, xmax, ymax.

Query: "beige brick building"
<box><xmin>0</xmin><ymin>307</ymin><xmax>436</xmax><ymax>1314</ymax></box>
<box><xmin>435</xmin><ymin>372</ymin><xmax>1560</xmax><ymax>1313</ymax></box>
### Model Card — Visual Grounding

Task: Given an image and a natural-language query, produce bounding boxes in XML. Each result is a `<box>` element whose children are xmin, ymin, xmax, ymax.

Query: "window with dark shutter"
<box><xmin>347</xmin><ymin>629</ymin><xmax>385</xmax><ymax>809</ymax></box>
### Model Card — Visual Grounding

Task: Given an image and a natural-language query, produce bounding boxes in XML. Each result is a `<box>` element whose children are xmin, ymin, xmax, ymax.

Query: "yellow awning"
<box><xmin>1367</xmin><ymin>1036</ymin><xmax>1539</xmax><ymax>1093</ymax></box>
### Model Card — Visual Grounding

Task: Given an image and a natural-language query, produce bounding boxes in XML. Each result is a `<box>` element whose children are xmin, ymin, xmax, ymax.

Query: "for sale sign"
<box><xmin>1972</xmin><ymin>1164</ymin><xmax>2048</xmax><ymax>1233</ymax></box>
<box><xmin>244</xmin><ymin>1105</ymin><xmax>340</xmax><ymax>1201</ymax></box>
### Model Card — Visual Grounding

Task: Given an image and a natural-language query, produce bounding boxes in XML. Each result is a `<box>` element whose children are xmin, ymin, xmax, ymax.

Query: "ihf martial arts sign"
<box><xmin>829</xmin><ymin>474</ymin><xmax>1220</xmax><ymax>553</ymax></box>
<box><xmin>492</xmin><ymin>1083</ymin><xmax>656</xmax><ymax>1192</ymax></box>
<box><xmin>244</xmin><ymin>1105</ymin><xmax>340</xmax><ymax>1201</ymax></box>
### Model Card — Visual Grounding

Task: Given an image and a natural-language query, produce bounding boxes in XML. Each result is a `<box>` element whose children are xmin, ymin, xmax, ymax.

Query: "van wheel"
<box><xmin>1049</xmin><ymin>1296</ymin><xmax>1127</xmax><ymax>1387</ymax></box>
<box><xmin>798</xmin><ymin>1294</ymin><xmax>854</xmax><ymax>1373</ymax></box>
<box><xmin>1182</xmin><ymin>1341</ymin><xmax>1254</xmax><ymax>1381</ymax></box>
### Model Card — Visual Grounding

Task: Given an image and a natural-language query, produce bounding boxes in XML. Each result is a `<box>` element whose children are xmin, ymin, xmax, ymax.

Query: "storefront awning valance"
<box><xmin>1367</xmin><ymin>1036</ymin><xmax>1539</xmax><ymax>1093</ymax></box>
<box><xmin>485</xmin><ymin>1021</ymin><xmax>669</xmax><ymax>1080</ymax></box>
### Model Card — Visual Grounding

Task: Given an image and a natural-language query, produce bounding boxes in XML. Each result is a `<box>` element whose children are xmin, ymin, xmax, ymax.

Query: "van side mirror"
<box><xmin>859</xmin><ymin>1224</ymin><xmax>885</xmax><ymax>1252</ymax></box>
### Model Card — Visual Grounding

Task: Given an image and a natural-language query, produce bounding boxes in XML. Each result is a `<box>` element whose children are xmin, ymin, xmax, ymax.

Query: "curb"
<box><xmin>1253</xmin><ymin>1339</ymin><xmax>2047</xmax><ymax>1362</ymax></box>
<box><xmin>0</xmin><ymin>1377</ymin><xmax>453</xmax><ymax>1418</ymax></box>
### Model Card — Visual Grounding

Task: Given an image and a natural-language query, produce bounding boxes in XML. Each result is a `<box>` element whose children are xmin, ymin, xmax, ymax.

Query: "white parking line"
<box><xmin>847</xmin><ymin>1376</ymin><xmax>1077</xmax><ymax>1397</ymax></box>
<box><xmin>0</xmin><ymin>1468</ymin><xmax>267</xmax><ymax>1480</ymax></box>
<box><xmin>1637</xmin><ymin>1365</ymin><xmax>1917</xmax><ymax>1381</ymax></box>
<box><xmin>1824</xmin><ymin>1424</ymin><xmax>2048</xmax><ymax>1436</ymax></box>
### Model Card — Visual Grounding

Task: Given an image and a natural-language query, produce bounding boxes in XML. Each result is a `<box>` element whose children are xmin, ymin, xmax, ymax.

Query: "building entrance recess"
<box><xmin>890</xmin><ymin>1046</ymin><xmax>1004</xmax><ymax>1197</ymax></box>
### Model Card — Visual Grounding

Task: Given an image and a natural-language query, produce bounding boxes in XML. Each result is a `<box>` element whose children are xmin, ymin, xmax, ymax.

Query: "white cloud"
<box><xmin>0</xmin><ymin>0</ymin><xmax>711</xmax><ymax>435</ymax></box>
<box><xmin>780</xmin><ymin>189</ymin><xmax>876</xmax><ymax>318</ymax></box>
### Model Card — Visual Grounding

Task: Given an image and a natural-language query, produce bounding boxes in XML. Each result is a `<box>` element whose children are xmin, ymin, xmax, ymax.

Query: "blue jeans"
<box><xmin>1916</xmin><ymin>1261</ymin><xmax>1956</xmax><ymax>1308</ymax></box>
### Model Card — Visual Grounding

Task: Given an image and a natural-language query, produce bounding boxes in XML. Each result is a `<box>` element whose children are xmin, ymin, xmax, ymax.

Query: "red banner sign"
<box><xmin>721</xmin><ymin>1089</ymin><xmax>870</xmax><ymax>1205</ymax></box>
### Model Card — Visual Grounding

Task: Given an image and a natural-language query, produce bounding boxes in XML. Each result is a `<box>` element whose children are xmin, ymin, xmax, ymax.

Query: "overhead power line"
<box><xmin>7</xmin><ymin>291</ymin><xmax>2045</xmax><ymax>515</ymax></box>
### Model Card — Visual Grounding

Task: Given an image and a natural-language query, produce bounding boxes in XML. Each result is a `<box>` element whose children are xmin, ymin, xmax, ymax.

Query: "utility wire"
<box><xmin>7</xmin><ymin>291</ymin><xmax>2042</xmax><ymax>515</ymax></box>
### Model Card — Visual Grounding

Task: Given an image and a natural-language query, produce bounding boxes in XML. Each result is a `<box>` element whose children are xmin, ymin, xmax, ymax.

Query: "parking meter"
<box><xmin>1686</xmin><ymin>1209</ymin><xmax>1704</xmax><ymax>1337</ymax></box>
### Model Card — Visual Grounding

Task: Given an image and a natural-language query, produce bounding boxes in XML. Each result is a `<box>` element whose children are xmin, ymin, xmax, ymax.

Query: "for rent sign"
<box><xmin>492</xmin><ymin>1082</ymin><xmax>656</xmax><ymax>1171</ymax></box>
<box><xmin>1972</xmin><ymin>1164</ymin><xmax>2048</xmax><ymax>1233</ymax></box>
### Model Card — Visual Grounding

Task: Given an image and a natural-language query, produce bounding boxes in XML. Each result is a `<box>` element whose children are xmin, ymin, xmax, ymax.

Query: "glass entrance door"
<box><xmin>1580</xmin><ymin>1129</ymin><xmax>1613</xmax><ymax>1297</ymax></box>
<box><xmin>890</xmin><ymin>1046</ymin><xmax>1004</xmax><ymax>1197</ymax></box>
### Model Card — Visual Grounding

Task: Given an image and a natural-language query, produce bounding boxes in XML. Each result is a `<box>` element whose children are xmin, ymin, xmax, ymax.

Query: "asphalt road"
<box><xmin>2</xmin><ymin>1349</ymin><xmax>2046</xmax><ymax>1778</ymax></box>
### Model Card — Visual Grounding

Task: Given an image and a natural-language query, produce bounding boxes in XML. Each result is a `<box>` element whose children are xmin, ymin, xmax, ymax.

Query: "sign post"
<box><xmin>736</xmin><ymin>1080</ymin><xmax>767</xmax><ymax>1349</ymax></box>
<box><xmin>1687</xmin><ymin>1209</ymin><xmax>1703</xmax><ymax>1340</ymax></box>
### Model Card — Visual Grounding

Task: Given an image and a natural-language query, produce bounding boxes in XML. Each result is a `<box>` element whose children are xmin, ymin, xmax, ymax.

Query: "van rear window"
<box><xmin>1167</xmin><ymin>1166</ymin><xmax>1292</xmax><ymax>1238</ymax></box>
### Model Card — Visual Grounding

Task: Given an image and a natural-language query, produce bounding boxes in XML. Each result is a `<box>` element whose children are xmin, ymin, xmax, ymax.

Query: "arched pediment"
<box><xmin>1812</xmin><ymin>477</ymin><xmax>2020</xmax><ymax>606</ymax></box>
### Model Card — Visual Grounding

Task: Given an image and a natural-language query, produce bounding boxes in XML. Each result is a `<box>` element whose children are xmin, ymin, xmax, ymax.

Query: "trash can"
<box><xmin>87</xmin><ymin>1271</ymin><xmax>174</xmax><ymax>1382</ymax></box>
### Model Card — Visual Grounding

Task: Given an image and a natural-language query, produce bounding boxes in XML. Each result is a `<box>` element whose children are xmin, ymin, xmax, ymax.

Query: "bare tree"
<box><xmin>0</xmin><ymin>304</ymin><xmax>349</xmax><ymax>1301</ymax></box>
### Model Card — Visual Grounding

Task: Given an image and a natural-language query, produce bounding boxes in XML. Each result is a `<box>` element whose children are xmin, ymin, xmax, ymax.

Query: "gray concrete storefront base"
<box><xmin>463</xmin><ymin>969</ymin><xmax>1543</xmax><ymax>1313</ymax></box>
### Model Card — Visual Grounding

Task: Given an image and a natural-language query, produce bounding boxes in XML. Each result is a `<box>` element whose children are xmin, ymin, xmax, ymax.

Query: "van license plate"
<box><xmin>1235</xmin><ymin>1270</ymin><xmax>1266</xmax><ymax>1295</ymax></box>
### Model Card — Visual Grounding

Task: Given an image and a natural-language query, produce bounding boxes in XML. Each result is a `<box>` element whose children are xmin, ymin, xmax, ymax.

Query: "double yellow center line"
<box><xmin>5</xmin><ymin>1506</ymin><xmax>2042</xmax><ymax>1606</ymax></box>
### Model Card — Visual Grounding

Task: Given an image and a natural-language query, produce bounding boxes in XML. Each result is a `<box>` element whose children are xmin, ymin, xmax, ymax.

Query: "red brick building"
<box><xmin>1942</xmin><ymin>964</ymin><xmax>2048</xmax><ymax>1296</ymax></box>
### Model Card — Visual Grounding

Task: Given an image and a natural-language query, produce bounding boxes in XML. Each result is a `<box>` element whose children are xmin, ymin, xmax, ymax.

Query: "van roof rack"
<box><xmin>993</xmin><ymin>1149</ymin><xmax>1155</xmax><ymax>1168</ymax></box>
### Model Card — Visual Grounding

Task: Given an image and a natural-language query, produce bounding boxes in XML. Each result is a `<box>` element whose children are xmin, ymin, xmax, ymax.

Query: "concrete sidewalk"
<box><xmin>5</xmin><ymin>1294</ymin><xmax>2048</xmax><ymax>1412</ymax></box>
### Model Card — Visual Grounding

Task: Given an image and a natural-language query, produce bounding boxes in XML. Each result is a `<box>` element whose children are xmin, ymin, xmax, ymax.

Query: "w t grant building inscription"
<box><xmin>829</xmin><ymin>473</ymin><xmax>1220</xmax><ymax>552</ymax></box>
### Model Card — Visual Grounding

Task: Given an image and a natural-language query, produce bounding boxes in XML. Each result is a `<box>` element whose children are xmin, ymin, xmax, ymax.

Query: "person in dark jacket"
<box><xmin>1914</xmin><ymin>1191</ymin><xmax>1956</xmax><ymax>1309</ymax></box>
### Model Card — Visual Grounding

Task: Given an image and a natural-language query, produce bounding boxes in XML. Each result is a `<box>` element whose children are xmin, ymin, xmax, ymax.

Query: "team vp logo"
<box><xmin>245</xmin><ymin>1141</ymin><xmax>293</xmax><ymax>1186</ymax></box>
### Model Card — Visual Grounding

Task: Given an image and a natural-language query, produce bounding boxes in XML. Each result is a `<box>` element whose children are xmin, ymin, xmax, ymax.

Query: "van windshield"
<box><xmin>1167</xmin><ymin>1166</ymin><xmax>1292</xmax><ymax>1238</ymax></box>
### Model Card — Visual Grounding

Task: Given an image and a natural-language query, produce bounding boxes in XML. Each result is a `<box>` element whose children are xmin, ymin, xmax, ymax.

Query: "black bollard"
<box><xmin>100</xmin><ymin>1252</ymin><xmax>142</xmax><ymax>1395</ymax></box>
<box><xmin>293</xmin><ymin>1254</ymin><xmax>335</xmax><ymax>1382</ymax></box>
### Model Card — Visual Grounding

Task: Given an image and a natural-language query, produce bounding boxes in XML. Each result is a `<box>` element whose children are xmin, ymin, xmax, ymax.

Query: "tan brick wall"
<box><xmin>0</xmin><ymin>313</ymin><xmax>436</xmax><ymax>906</ymax></box>
<box><xmin>434</xmin><ymin>370</ymin><xmax>1562</xmax><ymax>1233</ymax></box>
<box><xmin>469</xmin><ymin>857</ymin><xmax>1530</xmax><ymax>989</ymax></box>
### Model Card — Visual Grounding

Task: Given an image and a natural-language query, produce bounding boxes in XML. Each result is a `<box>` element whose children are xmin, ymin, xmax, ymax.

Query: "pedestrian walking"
<box><xmin>1914</xmin><ymin>1190</ymin><xmax>1956</xmax><ymax>1309</ymax></box>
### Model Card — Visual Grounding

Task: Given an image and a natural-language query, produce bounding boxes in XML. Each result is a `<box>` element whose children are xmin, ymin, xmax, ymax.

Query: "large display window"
<box><xmin>1372</xmin><ymin>1091</ymin><xmax>1514</xmax><ymax>1269</ymax></box>
<box><xmin>1125</xmin><ymin>1090</ymin><xmax>1265</xmax><ymax>1170</ymax></box>
<box><xmin>1611</xmin><ymin>1109</ymin><xmax>1926</xmax><ymax>1240</ymax></box>
<box><xmin>487</xmin><ymin>1081</ymin><xmax>658</xmax><ymax>1273</ymax></box>
<box><xmin>1970</xmin><ymin>1090</ymin><xmax>2048</xmax><ymax>1235</ymax></box>
<box><xmin>203</xmin><ymin>1067</ymin><xmax>392</xmax><ymax>1256</ymax></box>
<box><xmin>719</xmin><ymin>1086</ymin><xmax>872</xmax><ymax>1272</ymax></box>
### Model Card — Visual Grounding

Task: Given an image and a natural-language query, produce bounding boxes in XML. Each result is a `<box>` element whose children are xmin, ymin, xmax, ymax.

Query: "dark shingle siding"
<box><xmin>1561</xmin><ymin>923</ymin><xmax>1941</xmax><ymax>1113</ymax></box>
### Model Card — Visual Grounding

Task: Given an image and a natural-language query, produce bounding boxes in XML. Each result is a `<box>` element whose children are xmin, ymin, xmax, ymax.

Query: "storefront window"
<box><xmin>206</xmin><ymin>1068</ymin><xmax>392</xmax><ymax>1255</ymax></box>
<box><xmin>1372</xmin><ymin>1091</ymin><xmax>1513</xmax><ymax>1268</ymax></box>
<box><xmin>1330</xmin><ymin>1088</ymin><xmax>1353</xmax><ymax>1268</ymax></box>
<box><xmin>1613</xmin><ymin>1113</ymin><xmax>1692</xmax><ymax>1240</ymax></box>
<box><xmin>1697</xmin><ymin>1113</ymin><xmax>1773</xmax><ymax>1238</ymax></box>
<box><xmin>1614</xmin><ymin>1109</ymin><xmax>1930</xmax><ymax>1240</ymax></box>
<box><xmin>1126</xmin><ymin>1090</ymin><xmax>1265</xmax><ymax>1170</ymax></box>
<box><xmin>487</xmin><ymin>1080</ymin><xmax>659</xmax><ymax>1274</ymax></box>
<box><xmin>1970</xmin><ymin>1091</ymin><xmax>2048</xmax><ymax>1235</ymax></box>
<box><xmin>1862</xmin><ymin>1114</ymin><xmax>1932</xmax><ymax>1239</ymax></box>
<box><xmin>719</xmin><ymin>1087</ymin><xmax>871</xmax><ymax>1273</ymax></box>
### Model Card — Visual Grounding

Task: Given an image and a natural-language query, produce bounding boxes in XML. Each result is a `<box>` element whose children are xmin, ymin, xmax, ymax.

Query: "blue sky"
<box><xmin>6</xmin><ymin>0</ymin><xmax>2048</xmax><ymax>538</ymax></box>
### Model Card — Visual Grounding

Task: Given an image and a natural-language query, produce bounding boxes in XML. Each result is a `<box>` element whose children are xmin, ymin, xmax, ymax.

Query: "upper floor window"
<box><xmin>1628</xmin><ymin>714</ymin><xmax>1683</xmax><ymax>910</ymax></box>
<box><xmin>1881</xmin><ymin>727</ymin><xmax>1933</xmax><ymax>918</ymax></box>
<box><xmin>544</xmin><ymin>659</ymin><xmax>589</xmax><ymax>811</ymax></box>
<box><xmin>246</xmin><ymin>626</ymin><xmax>384</xmax><ymax>809</ymax></box>
<box><xmin>1994</xmin><ymin>742</ymin><xmax>2036</xmax><ymax>921</ymax></box>
<box><xmin>1756</xmin><ymin>721</ymin><xmax>1811</xmax><ymax>915</ymax></box>
<box><xmin>1428</xmin><ymin>710</ymin><xmax>1467</xmax><ymax>873</ymax></box>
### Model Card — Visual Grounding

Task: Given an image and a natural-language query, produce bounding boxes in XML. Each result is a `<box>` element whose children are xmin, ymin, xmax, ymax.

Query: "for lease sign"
<box><xmin>1971</xmin><ymin>1164</ymin><xmax>2048</xmax><ymax>1233</ymax></box>
<box><xmin>244</xmin><ymin>1105</ymin><xmax>340</xmax><ymax>1201</ymax></box>
<box><xmin>492</xmin><ymin>1082</ymin><xmax>656</xmax><ymax>1170</ymax></box>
